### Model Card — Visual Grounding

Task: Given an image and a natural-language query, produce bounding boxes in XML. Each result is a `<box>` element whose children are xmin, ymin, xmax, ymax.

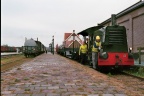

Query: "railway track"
<box><xmin>99</xmin><ymin>68</ymin><xmax>144</xmax><ymax>81</ymax></box>
<box><xmin>121</xmin><ymin>71</ymin><xmax>144</xmax><ymax>81</ymax></box>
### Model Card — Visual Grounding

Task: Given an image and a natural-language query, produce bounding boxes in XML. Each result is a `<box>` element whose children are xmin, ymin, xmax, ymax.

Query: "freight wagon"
<box><xmin>1</xmin><ymin>46</ymin><xmax>16</xmax><ymax>52</ymax></box>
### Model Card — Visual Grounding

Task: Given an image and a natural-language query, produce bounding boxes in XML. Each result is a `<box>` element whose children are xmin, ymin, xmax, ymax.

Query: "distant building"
<box><xmin>63</xmin><ymin>32</ymin><xmax>82</xmax><ymax>48</ymax></box>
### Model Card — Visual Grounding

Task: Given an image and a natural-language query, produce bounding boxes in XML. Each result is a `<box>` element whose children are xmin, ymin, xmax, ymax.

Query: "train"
<box><xmin>22</xmin><ymin>38</ymin><xmax>46</xmax><ymax>57</ymax></box>
<box><xmin>56</xmin><ymin>32</ymin><xmax>82</xmax><ymax>60</ymax></box>
<box><xmin>1</xmin><ymin>46</ymin><xmax>17</xmax><ymax>52</ymax></box>
<box><xmin>57</xmin><ymin>46</ymin><xmax>79</xmax><ymax>59</ymax></box>
<box><xmin>57</xmin><ymin>14</ymin><xmax>137</xmax><ymax>71</ymax></box>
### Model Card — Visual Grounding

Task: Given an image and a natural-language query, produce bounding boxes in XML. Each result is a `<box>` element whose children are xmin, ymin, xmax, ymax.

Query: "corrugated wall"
<box><xmin>133</xmin><ymin>13</ymin><xmax>144</xmax><ymax>52</ymax></box>
<box><xmin>106</xmin><ymin>7</ymin><xmax>144</xmax><ymax>53</ymax></box>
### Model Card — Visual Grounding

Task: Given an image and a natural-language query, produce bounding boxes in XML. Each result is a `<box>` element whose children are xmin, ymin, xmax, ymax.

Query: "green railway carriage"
<box><xmin>22</xmin><ymin>38</ymin><xmax>46</xmax><ymax>57</ymax></box>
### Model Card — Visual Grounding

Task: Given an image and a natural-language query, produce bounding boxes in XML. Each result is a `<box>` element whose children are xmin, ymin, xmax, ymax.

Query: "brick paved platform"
<box><xmin>1</xmin><ymin>53</ymin><xmax>130</xmax><ymax>96</ymax></box>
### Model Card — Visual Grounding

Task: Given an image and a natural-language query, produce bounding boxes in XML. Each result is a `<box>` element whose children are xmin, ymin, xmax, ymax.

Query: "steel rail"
<box><xmin>121</xmin><ymin>71</ymin><xmax>144</xmax><ymax>81</ymax></box>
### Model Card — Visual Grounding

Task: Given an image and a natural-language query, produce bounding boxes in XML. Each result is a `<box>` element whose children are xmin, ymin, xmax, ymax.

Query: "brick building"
<box><xmin>99</xmin><ymin>1</ymin><xmax>144</xmax><ymax>53</ymax></box>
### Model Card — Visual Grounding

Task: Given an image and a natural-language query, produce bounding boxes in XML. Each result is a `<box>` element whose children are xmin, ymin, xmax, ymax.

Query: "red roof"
<box><xmin>64</xmin><ymin>33</ymin><xmax>71</xmax><ymax>40</ymax></box>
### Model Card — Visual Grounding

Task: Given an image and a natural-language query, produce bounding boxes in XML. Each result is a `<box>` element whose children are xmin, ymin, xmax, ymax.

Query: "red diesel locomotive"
<box><xmin>77</xmin><ymin>14</ymin><xmax>135</xmax><ymax>70</ymax></box>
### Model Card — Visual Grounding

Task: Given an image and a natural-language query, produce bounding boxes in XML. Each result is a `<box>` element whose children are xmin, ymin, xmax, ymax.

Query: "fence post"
<box><xmin>138</xmin><ymin>47</ymin><xmax>141</xmax><ymax>64</ymax></box>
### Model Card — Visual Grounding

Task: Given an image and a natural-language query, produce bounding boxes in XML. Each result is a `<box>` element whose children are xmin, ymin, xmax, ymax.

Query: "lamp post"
<box><xmin>63</xmin><ymin>41</ymin><xmax>66</xmax><ymax>56</ymax></box>
<box><xmin>52</xmin><ymin>35</ymin><xmax>54</xmax><ymax>55</ymax></box>
<box><xmin>72</xmin><ymin>30</ymin><xmax>75</xmax><ymax>57</ymax></box>
<box><xmin>50</xmin><ymin>43</ymin><xmax>52</xmax><ymax>53</ymax></box>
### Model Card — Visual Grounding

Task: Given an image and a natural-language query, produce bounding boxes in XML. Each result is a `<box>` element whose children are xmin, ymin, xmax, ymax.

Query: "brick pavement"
<box><xmin>1</xmin><ymin>52</ymin><xmax>128</xmax><ymax>96</ymax></box>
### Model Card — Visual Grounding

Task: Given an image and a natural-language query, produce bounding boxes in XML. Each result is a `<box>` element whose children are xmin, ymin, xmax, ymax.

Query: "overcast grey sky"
<box><xmin>1</xmin><ymin>0</ymin><xmax>139</xmax><ymax>47</ymax></box>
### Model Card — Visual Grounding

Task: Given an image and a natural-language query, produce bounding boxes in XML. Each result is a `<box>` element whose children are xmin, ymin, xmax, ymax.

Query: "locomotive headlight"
<box><xmin>130</xmin><ymin>47</ymin><xmax>132</xmax><ymax>51</ymax></box>
<box><xmin>128</xmin><ymin>47</ymin><xmax>133</xmax><ymax>58</ymax></box>
<box><xmin>129</xmin><ymin>47</ymin><xmax>132</xmax><ymax>53</ymax></box>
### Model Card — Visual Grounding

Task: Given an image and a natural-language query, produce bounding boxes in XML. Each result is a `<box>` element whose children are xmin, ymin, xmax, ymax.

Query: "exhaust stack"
<box><xmin>111</xmin><ymin>14</ymin><xmax>117</xmax><ymax>26</ymax></box>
